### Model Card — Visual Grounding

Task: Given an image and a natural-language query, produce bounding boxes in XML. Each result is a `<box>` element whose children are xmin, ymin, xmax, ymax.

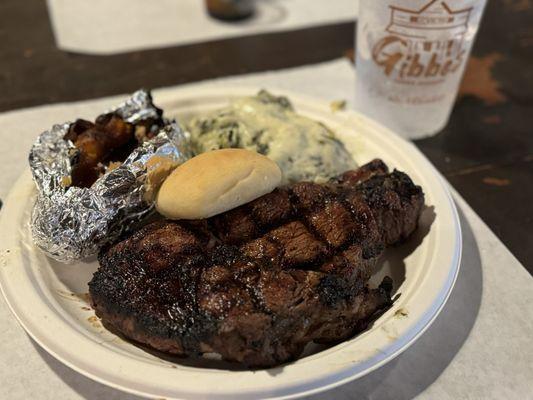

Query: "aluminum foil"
<box><xmin>29</xmin><ymin>90</ymin><xmax>191</xmax><ymax>262</ymax></box>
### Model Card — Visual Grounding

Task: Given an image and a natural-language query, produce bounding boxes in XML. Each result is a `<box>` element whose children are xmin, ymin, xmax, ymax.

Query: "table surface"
<box><xmin>0</xmin><ymin>0</ymin><xmax>531</xmax><ymax>273</ymax></box>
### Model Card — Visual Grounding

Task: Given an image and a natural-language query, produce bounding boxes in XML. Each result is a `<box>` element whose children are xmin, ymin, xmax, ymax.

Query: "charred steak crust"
<box><xmin>89</xmin><ymin>159</ymin><xmax>424</xmax><ymax>367</ymax></box>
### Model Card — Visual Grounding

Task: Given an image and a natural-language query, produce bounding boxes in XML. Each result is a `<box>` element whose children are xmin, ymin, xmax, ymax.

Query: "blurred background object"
<box><xmin>205</xmin><ymin>0</ymin><xmax>255</xmax><ymax>21</ymax></box>
<box><xmin>45</xmin><ymin>0</ymin><xmax>357</xmax><ymax>54</ymax></box>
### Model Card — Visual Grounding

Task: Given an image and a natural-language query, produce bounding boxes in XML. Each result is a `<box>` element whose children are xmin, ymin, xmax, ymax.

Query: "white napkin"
<box><xmin>47</xmin><ymin>0</ymin><xmax>358</xmax><ymax>55</ymax></box>
<box><xmin>0</xmin><ymin>59</ymin><xmax>532</xmax><ymax>399</ymax></box>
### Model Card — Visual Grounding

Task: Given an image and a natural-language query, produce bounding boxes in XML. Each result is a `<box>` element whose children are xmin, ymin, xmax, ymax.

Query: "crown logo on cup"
<box><xmin>386</xmin><ymin>0</ymin><xmax>472</xmax><ymax>41</ymax></box>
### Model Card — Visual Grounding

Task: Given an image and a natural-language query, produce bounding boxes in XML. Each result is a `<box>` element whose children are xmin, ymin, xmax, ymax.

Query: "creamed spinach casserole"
<box><xmin>187</xmin><ymin>90</ymin><xmax>356</xmax><ymax>184</ymax></box>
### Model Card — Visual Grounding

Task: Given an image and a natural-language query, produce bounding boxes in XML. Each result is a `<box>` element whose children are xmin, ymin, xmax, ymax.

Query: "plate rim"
<box><xmin>0</xmin><ymin>86</ymin><xmax>462</xmax><ymax>400</ymax></box>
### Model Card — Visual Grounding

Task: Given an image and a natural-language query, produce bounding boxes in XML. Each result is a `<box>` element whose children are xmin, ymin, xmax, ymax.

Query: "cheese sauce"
<box><xmin>187</xmin><ymin>91</ymin><xmax>356</xmax><ymax>183</ymax></box>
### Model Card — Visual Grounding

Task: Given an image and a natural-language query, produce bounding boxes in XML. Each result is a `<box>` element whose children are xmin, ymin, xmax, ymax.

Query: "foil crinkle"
<box><xmin>29</xmin><ymin>90</ymin><xmax>191</xmax><ymax>262</ymax></box>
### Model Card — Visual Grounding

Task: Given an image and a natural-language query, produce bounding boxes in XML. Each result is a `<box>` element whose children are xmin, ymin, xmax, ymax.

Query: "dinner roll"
<box><xmin>156</xmin><ymin>149</ymin><xmax>282</xmax><ymax>219</ymax></box>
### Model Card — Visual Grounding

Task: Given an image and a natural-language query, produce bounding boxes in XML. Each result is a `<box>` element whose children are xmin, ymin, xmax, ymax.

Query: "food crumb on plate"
<box><xmin>394</xmin><ymin>308</ymin><xmax>409</xmax><ymax>318</ymax></box>
<box><xmin>88</xmin><ymin>315</ymin><xmax>101</xmax><ymax>328</ymax></box>
<box><xmin>56</xmin><ymin>290</ymin><xmax>90</xmax><ymax>303</ymax></box>
<box><xmin>330</xmin><ymin>99</ymin><xmax>347</xmax><ymax>112</ymax></box>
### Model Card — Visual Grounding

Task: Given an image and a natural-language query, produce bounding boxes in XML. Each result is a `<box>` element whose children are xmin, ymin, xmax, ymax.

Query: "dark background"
<box><xmin>1</xmin><ymin>0</ymin><xmax>531</xmax><ymax>272</ymax></box>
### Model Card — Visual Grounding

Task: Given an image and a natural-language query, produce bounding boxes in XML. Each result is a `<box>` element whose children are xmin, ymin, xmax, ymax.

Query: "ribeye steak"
<box><xmin>89</xmin><ymin>159</ymin><xmax>424</xmax><ymax>367</ymax></box>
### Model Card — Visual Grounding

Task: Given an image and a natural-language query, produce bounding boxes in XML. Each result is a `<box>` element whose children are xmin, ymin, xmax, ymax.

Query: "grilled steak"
<box><xmin>89</xmin><ymin>159</ymin><xmax>424</xmax><ymax>367</ymax></box>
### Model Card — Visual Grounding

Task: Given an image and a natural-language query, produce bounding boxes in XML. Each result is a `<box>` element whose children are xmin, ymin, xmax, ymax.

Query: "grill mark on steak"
<box><xmin>89</xmin><ymin>159</ymin><xmax>424</xmax><ymax>367</ymax></box>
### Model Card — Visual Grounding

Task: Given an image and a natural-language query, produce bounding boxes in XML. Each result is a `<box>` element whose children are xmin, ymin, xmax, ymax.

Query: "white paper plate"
<box><xmin>0</xmin><ymin>87</ymin><xmax>461</xmax><ymax>400</ymax></box>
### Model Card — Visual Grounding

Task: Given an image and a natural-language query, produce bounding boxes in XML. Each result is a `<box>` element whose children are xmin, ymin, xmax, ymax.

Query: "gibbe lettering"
<box><xmin>371</xmin><ymin>0</ymin><xmax>472</xmax><ymax>84</ymax></box>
